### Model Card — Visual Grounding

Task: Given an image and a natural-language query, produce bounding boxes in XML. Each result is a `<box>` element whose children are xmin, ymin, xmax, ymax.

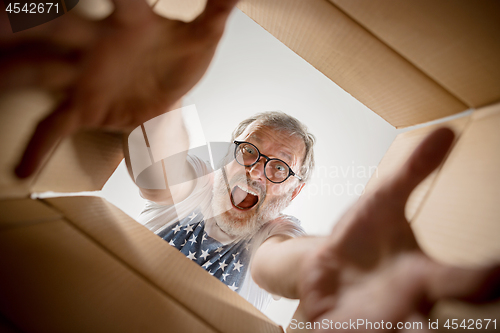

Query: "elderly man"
<box><xmin>7</xmin><ymin>0</ymin><xmax>500</xmax><ymax>329</ymax></box>
<box><xmin>126</xmin><ymin>109</ymin><xmax>314</xmax><ymax>309</ymax></box>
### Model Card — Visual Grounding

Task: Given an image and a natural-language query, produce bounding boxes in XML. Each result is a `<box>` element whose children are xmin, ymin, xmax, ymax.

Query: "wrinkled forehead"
<box><xmin>235</xmin><ymin>121</ymin><xmax>306</xmax><ymax>167</ymax></box>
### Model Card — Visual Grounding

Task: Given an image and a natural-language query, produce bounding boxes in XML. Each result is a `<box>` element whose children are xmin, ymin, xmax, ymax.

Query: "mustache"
<box><xmin>228</xmin><ymin>174</ymin><xmax>265</xmax><ymax>197</ymax></box>
<box><xmin>219</xmin><ymin>167</ymin><xmax>266</xmax><ymax>201</ymax></box>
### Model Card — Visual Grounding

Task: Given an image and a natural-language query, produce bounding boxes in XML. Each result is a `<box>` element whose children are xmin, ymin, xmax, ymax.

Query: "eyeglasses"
<box><xmin>233</xmin><ymin>141</ymin><xmax>302</xmax><ymax>184</ymax></box>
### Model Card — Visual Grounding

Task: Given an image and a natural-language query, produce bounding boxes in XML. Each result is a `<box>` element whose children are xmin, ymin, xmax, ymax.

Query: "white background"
<box><xmin>101</xmin><ymin>8</ymin><xmax>400</xmax><ymax>328</ymax></box>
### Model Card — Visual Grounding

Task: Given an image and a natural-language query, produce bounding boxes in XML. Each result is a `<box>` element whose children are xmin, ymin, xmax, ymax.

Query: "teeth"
<box><xmin>236</xmin><ymin>185</ymin><xmax>258</xmax><ymax>197</ymax></box>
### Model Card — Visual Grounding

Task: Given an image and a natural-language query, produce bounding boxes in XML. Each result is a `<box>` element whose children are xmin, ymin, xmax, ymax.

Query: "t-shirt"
<box><xmin>137</xmin><ymin>155</ymin><xmax>305</xmax><ymax>311</ymax></box>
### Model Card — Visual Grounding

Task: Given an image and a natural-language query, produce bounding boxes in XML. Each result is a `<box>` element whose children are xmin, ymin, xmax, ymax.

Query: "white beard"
<box><xmin>211</xmin><ymin>168</ymin><xmax>293</xmax><ymax>238</ymax></box>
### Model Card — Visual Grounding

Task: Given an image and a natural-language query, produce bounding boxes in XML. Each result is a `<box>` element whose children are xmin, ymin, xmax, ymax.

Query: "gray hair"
<box><xmin>231</xmin><ymin>111</ymin><xmax>316</xmax><ymax>183</ymax></box>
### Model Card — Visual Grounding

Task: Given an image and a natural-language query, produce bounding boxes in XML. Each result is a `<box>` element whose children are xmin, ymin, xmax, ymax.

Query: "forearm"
<box><xmin>251</xmin><ymin>235</ymin><xmax>329</xmax><ymax>299</ymax></box>
<box><xmin>123</xmin><ymin>100</ymin><xmax>196</xmax><ymax>203</ymax></box>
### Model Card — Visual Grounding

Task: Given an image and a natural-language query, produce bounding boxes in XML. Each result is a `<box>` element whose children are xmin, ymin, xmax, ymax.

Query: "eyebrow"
<box><xmin>248</xmin><ymin>135</ymin><xmax>294</xmax><ymax>164</ymax></box>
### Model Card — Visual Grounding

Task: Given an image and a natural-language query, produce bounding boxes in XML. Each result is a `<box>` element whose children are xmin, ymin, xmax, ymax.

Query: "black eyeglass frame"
<box><xmin>233</xmin><ymin>140</ymin><xmax>302</xmax><ymax>184</ymax></box>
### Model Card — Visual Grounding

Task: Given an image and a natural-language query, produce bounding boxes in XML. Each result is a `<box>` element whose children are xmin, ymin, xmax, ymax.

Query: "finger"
<box><xmin>110</xmin><ymin>0</ymin><xmax>154</xmax><ymax>25</ymax></box>
<box><xmin>193</xmin><ymin>0</ymin><xmax>239</xmax><ymax>37</ymax></box>
<box><xmin>426</xmin><ymin>263</ymin><xmax>500</xmax><ymax>304</ymax></box>
<box><xmin>0</xmin><ymin>59</ymin><xmax>78</xmax><ymax>91</ymax></box>
<box><xmin>381</xmin><ymin>127</ymin><xmax>455</xmax><ymax>204</ymax></box>
<box><xmin>15</xmin><ymin>101</ymin><xmax>80</xmax><ymax>178</ymax></box>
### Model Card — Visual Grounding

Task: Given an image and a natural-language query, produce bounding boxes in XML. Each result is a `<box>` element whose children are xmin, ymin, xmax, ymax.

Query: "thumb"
<box><xmin>426</xmin><ymin>263</ymin><xmax>500</xmax><ymax>304</ymax></box>
<box><xmin>380</xmin><ymin>127</ymin><xmax>455</xmax><ymax>206</ymax></box>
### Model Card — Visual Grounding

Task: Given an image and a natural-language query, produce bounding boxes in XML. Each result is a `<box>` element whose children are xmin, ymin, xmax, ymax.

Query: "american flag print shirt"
<box><xmin>157</xmin><ymin>210</ymin><xmax>251</xmax><ymax>292</ymax></box>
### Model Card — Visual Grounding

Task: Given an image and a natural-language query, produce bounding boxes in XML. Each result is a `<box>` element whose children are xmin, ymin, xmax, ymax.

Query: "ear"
<box><xmin>291</xmin><ymin>183</ymin><xmax>305</xmax><ymax>201</ymax></box>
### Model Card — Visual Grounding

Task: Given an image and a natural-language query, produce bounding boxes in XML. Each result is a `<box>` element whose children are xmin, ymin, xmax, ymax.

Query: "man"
<box><xmin>126</xmin><ymin>109</ymin><xmax>314</xmax><ymax>310</ymax></box>
<box><xmin>5</xmin><ymin>0</ymin><xmax>500</xmax><ymax>329</ymax></box>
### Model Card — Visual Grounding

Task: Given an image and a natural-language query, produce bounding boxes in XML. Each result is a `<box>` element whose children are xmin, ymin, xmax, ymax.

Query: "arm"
<box><xmin>252</xmin><ymin>128</ymin><xmax>500</xmax><ymax>330</ymax></box>
<box><xmin>122</xmin><ymin>100</ymin><xmax>196</xmax><ymax>205</ymax></box>
<box><xmin>7</xmin><ymin>0</ymin><xmax>239</xmax><ymax>178</ymax></box>
<box><xmin>252</xmin><ymin>235</ymin><xmax>328</xmax><ymax>299</ymax></box>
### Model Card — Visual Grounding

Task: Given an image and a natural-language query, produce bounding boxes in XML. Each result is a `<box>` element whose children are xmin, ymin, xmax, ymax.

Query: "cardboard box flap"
<box><xmin>411</xmin><ymin>102</ymin><xmax>500</xmax><ymax>266</ymax></box>
<box><xmin>42</xmin><ymin>196</ymin><xmax>281</xmax><ymax>333</ymax></box>
<box><xmin>237</xmin><ymin>0</ymin><xmax>468</xmax><ymax>128</ymax></box>
<box><xmin>0</xmin><ymin>218</ymin><xmax>220</xmax><ymax>332</ymax></box>
<box><xmin>363</xmin><ymin>115</ymin><xmax>471</xmax><ymax>221</ymax></box>
<box><xmin>330</xmin><ymin>0</ymin><xmax>500</xmax><ymax>109</ymax></box>
<box><xmin>0</xmin><ymin>91</ymin><xmax>123</xmax><ymax>198</ymax></box>
<box><xmin>0</xmin><ymin>198</ymin><xmax>62</xmax><ymax>230</ymax></box>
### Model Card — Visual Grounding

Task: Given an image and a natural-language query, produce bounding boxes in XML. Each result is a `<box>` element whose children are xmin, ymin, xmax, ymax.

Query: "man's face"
<box><xmin>212</xmin><ymin>122</ymin><xmax>305</xmax><ymax>237</ymax></box>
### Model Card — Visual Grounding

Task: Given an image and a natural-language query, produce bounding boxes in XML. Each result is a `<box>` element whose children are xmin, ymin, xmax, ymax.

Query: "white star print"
<box><xmin>232</xmin><ymin>252</ymin><xmax>239</xmax><ymax>260</ymax></box>
<box><xmin>172</xmin><ymin>224</ymin><xmax>182</xmax><ymax>234</ymax></box>
<box><xmin>188</xmin><ymin>235</ymin><xmax>197</xmax><ymax>245</ymax></box>
<box><xmin>209</xmin><ymin>271</ymin><xmax>215</xmax><ymax>276</ymax></box>
<box><xmin>200</xmin><ymin>249</ymin><xmax>210</xmax><ymax>260</ymax></box>
<box><xmin>181</xmin><ymin>239</ymin><xmax>187</xmax><ymax>246</ymax></box>
<box><xmin>202</xmin><ymin>261</ymin><xmax>211</xmax><ymax>269</ymax></box>
<box><xmin>218</xmin><ymin>260</ymin><xmax>228</xmax><ymax>272</ymax></box>
<box><xmin>186</xmin><ymin>251</ymin><xmax>197</xmax><ymax>260</ymax></box>
<box><xmin>215</xmin><ymin>247</ymin><xmax>224</xmax><ymax>253</ymax></box>
<box><xmin>244</xmin><ymin>244</ymin><xmax>250</xmax><ymax>251</ymax></box>
<box><xmin>201</xmin><ymin>233</ymin><xmax>207</xmax><ymax>243</ymax></box>
<box><xmin>188</xmin><ymin>212</ymin><xmax>197</xmax><ymax>221</ymax></box>
<box><xmin>168</xmin><ymin>239</ymin><xmax>175</xmax><ymax>246</ymax></box>
<box><xmin>233</xmin><ymin>260</ymin><xmax>243</xmax><ymax>272</ymax></box>
<box><xmin>222</xmin><ymin>273</ymin><xmax>229</xmax><ymax>281</ymax></box>
<box><xmin>228</xmin><ymin>283</ymin><xmax>238</xmax><ymax>291</ymax></box>
<box><xmin>184</xmin><ymin>224</ymin><xmax>194</xmax><ymax>233</ymax></box>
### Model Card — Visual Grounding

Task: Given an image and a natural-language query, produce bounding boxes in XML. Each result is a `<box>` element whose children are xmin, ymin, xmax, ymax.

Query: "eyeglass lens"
<box><xmin>235</xmin><ymin>143</ymin><xmax>289</xmax><ymax>183</ymax></box>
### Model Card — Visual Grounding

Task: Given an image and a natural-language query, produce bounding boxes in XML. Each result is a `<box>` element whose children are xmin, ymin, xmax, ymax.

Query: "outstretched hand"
<box><xmin>0</xmin><ymin>0</ymin><xmax>238</xmax><ymax>178</ymax></box>
<box><xmin>298</xmin><ymin>128</ymin><xmax>500</xmax><ymax>331</ymax></box>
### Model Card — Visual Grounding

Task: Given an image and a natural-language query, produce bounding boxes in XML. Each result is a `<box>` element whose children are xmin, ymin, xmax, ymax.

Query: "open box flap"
<box><xmin>237</xmin><ymin>0</ymin><xmax>500</xmax><ymax>128</ymax></box>
<box><xmin>0</xmin><ymin>91</ymin><xmax>123</xmax><ymax>198</ymax></box>
<box><xmin>411</xmin><ymin>102</ymin><xmax>500</xmax><ymax>266</ymax></box>
<box><xmin>0</xmin><ymin>196</ymin><xmax>282</xmax><ymax>333</ymax></box>
<box><xmin>330</xmin><ymin>0</ymin><xmax>500</xmax><ymax>109</ymax></box>
<box><xmin>363</xmin><ymin>115</ymin><xmax>471</xmax><ymax>221</ymax></box>
<box><xmin>0</xmin><ymin>216</ymin><xmax>219</xmax><ymax>332</ymax></box>
<box><xmin>42</xmin><ymin>196</ymin><xmax>282</xmax><ymax>333</ymax></box>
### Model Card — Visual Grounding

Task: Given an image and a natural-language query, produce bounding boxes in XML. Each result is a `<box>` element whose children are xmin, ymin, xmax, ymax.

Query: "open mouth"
<box><xmin>230</xmin><ymin>185</ymin><xmax>259</xmax><ymax>210</ymax></box>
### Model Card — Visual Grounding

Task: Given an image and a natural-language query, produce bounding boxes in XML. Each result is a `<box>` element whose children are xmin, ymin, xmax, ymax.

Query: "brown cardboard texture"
<box><xmin>363</xmin><ymin>115</ymin><xmax>471</xmax><ymax>221</ymax></box>
<box><xmin>238</xmin><ymin>0</ymin><xmax>500</xmax><ymax>127</ymax></box>
<box><xmin>1</xmin><ymin>0</ymin><xmax>500</xmax><ymax>331</ymax></box>
<box><xmin>0</xmin><ymin>90</ymin><xmax>123</xmax><ymax>199</ymax></box>
<box><xmin>411</xmin><ymin>104</ymin><xmax>500</xmax><ymax>267</ymax></box>
<box><xmin>236</xmin><ymin>0</ymin><xmax>500</xmax><ymax>329</ymax></box>
<box><xmin>0</xmin><ymin>196</ymin><xmax>282</xmax><ymax>333</ymax></box>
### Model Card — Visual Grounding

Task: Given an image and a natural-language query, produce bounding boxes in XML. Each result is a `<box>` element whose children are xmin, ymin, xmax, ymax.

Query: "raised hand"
<box><xmin>0</xmin><ymin>0</ymin><xmax>238</xmax><ymax>178</ymax></box>
<box><xmin>297</xmin><ymin>128</ymin><xmax>500</xmax><ymax>331</ymax></box>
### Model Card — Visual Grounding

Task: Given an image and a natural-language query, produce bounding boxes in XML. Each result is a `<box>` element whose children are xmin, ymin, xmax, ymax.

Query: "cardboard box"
<box><xmin>0</xmin><ymin>196</ymin><xmax>282</xmax><ymax>332</ymax></box>
<box><xmin>1</xmin><ymin>0</ymin><xmax>499</xmax><ymax>332</ymax></box>
<box><xmin>236</xmin><ymin>0</ymin><xmax>500</xmax><ymax>330</ymax></box>
<box><xmin>0</xmin><ymin>98</ymin><xmax>281</xmax><ymax>331</ymax></box>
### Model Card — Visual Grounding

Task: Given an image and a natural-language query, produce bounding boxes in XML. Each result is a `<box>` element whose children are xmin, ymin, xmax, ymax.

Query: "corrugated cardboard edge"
<box><xmin>363</xmin><ymin>115</ymin><xmax>471</xmax><ymax>221</ymax></box>
<box><xmin>0</xmin><ymin>207</ymin><xmax>219</xmax><ymax>332</ymax></box>
<box><xmin>0</xmin><ymin>90</ymin><xmax>124</xmax><ymax>198</ymax></box>
<box><xmin>329</xmin><ymin>0</ymin><xmax>500</xmax><ymax>109</ymax></box>
<box><xmin>237</xmin><ymin>0</ymin><xmax>467</xmax><ymax>128</ymax></box>
<box><xmin>411</xmin><ymin>103</ymin><xmax>500</xmax><ymax>266</ymax></box>
<box><xmin>42</xmin><ymin>196</ymin><xmax>282</xmax><ymax>333</ymax></box>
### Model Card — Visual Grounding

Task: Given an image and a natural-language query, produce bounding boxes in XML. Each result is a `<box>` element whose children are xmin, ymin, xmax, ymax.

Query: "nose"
<box><xmin>248</xmin><ymin>156</ymin><xmax>266</xmax><ymax>181</ymax></box>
